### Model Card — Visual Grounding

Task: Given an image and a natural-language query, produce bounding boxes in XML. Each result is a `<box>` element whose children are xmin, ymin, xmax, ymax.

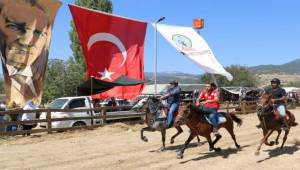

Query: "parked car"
<box><xmin>40</xmin><ymin>96</ymin><xmax>143</xmax><ymax>129</ymax></box>
<box><xmin>39</xmin><ymin>96</ymin><xmax>101</xmax><ymax>129</ymax></box>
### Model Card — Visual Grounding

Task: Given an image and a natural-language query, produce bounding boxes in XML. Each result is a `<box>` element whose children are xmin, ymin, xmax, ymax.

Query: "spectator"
<box><xmin>107</xmin><ymin>97</ymin><xmax>117</xmax><ymax>107</ymax></box>
<box><xmin>21</xmin><ymin>100</ymin><xmax>38</xmax><ymax>136</ymax></box>
<box><xmin>3</xmin><ymin>101</ymin><xmax>20</xmax><ymax>132</ymax></box>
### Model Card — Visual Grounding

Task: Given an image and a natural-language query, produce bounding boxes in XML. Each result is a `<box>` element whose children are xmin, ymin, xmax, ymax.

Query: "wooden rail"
<box><xmin>0</xmin><ymin>101</ymin><xmax>258</xmax><ymax>136</ymax></box>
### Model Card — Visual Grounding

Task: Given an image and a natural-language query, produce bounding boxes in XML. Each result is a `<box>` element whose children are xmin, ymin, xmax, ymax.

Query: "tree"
<box><xmin>42</xmin><ymin>59</ymin><xmax>67</xmax><ymax>103</ymax></box>
<box><xmin>64</xmin><ymin>58</ymin><xmax>86</xmax><ymax>96</ymax></box>
<box><xmin>199</xmin><ymin>65</ymin><xmax>258</xmax><ymax>87</ymax></box>
<box><xmin>69</xmin><ymin>0</ymin><xmax>113</xmax><ymax>71</ymax></box>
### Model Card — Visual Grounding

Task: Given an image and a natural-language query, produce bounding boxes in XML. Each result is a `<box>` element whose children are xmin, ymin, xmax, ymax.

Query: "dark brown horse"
<box><xmin>132</xmin><ymin>97</ymin><xmax>200</xmax><ymax>151</ymax></box>
<box><xmin>255</xmin><ymin>93</ymin><xmax>297</xmax><ymax>155</ymax></box>
<box><xmin>175</xmin><ymin>104</ymin><xmax>242</xmax><ymax>159</ymax></box>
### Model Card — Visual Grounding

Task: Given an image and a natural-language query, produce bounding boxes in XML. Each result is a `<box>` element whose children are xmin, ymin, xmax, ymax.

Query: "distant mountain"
<box><xmin>145</xmin><ymin>72</ymin><xmax>200</xmax><ymax>84</ymax></box>
<box><xmin>250</xmin><ymin>58</ymin><xmax>300</xmax><ymax>74</ymax></box>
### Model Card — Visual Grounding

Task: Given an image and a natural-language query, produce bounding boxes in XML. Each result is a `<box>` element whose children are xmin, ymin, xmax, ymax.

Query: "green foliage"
<box><xmin>69</xmin><ymin>0</ymin><xmax>113</xmax><ymax>71</ymax></box>
<box><xmin>42</xmin><ymin>58</ymin><xmax>86</xmax><ymax>104</ymax></box>
<box><xmin>0</xmin><ymin>79</ymin><xmax>4</xmax><ymax>94</ymax></box>
<box><xmin>42</xmin><ymin>59</ymin><xmax>66</xmax><ymax>104</ymax></box>
<box><xmin>285</xmin><ymin>81</ymin><xmax>300</xmax><ymax>87</ymax></box>
<box><xmin>200</xmin><ymin>65</ymin><xmax>258</xmax><ymax>87</ymax></box>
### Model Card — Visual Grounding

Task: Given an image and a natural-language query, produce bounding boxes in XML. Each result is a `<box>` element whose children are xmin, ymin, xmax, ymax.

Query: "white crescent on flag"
<box><xmin>88</xmin><ymin>33</ymin><xmax>128</xmax><ymax>66</ymax></box>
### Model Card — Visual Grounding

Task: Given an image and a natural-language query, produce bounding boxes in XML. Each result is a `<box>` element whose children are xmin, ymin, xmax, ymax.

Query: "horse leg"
<box><xmin>280</xmin><ymin>129</ymin><xmax>290</xmax><ymax>150</ymax></box>
<box><xmin>275</xmin><ymin>130</ymin><xmax>282</xmax><ymax>145</ymax></box>
<box><xmin>140</xmin><ymin>127</ymin><xmax>154</xmax><ymax>142</ymax></box>
<box><xmin>255</xmin><ymin>130</ymin><xmax>273</xmax><ymax>155</ymax></box>
<box><xmin>225</xmin><ymin>124</ymin><xmax>240</xmax><ymax>149</ymax></box>
<box><xmin>212</xmin><ymin>133</ymin><xmax>222</xmax><ymax>149</ymax></box>
<box><xmin>170</xmin><ymin>125</ymin><xmax>183</xmax><ymax>144</ymax></box>
<box><xmin>160</xmin><ymin>129</ymin><xmax>166</xmax><ymax>151</ymax></box>
<box><xmin>177</xmin><ymin>133</ymin><xmax>195</xmax><ymax>159</ymax></box>
<box><xmin>196</xmin><ymin>135</ymin><xmax>201</xmax><ymax>143</ymax></box>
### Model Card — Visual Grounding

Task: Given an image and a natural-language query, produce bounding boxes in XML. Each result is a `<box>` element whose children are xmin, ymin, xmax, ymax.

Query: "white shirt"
<box><xmin>21</xmin><ymin>103</ymin><xmax>38</xmax><ymax>125</ymax></box>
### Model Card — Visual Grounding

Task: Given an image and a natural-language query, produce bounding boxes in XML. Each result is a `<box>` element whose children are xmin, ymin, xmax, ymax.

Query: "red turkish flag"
<box><xmin>69</xmin><ymin>4</ymin><xmax>147</xmax><ymax>99</ymax></box>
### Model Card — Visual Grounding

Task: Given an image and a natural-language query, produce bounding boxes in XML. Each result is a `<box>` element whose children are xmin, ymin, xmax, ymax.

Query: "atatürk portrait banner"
<box><xmin>0</xmin><ymin>0</ymin><xmax>61</xmax><ymax>105</ymax></box>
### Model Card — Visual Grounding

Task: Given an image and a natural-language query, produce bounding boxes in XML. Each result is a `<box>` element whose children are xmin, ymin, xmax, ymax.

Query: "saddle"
<box><xmin>273</xmin><ymin>110</ymin><xmax>291</xmax><ymax>121</ymax></box>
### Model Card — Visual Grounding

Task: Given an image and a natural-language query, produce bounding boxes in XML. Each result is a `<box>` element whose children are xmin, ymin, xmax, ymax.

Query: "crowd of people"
<box><xmin>0</xmin><ymin>100</ymin><xmax>38</xmax><ymax>135</ymax></box>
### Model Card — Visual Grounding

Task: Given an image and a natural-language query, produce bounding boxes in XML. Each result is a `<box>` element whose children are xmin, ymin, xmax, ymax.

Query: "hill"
<box><xmin>250</xmin><ymin>58</ymin><xmax>300</xmax><ymax>74</ymax></box>
<box><xmin>145</xmin><ymin>71</ymin><xmax>200</xmax><ymax>84</ymax></box>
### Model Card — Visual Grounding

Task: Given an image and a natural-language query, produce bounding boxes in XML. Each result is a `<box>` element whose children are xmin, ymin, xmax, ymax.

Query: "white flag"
<box><xmin>154</xmin><ymin>23</ymin><xmax>233</xmax><ymax>81</ymax></box>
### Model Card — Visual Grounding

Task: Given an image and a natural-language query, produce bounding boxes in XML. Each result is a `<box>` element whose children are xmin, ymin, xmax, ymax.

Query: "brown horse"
<box><xmin>175</xmin><ymin>104</ymin><xmax>242</xmax><ymax>159</ymax></box>
<box><xmin>132</xmin><ymin>97</ymin><xmax>200</xmax><ymax>151</ymax></box>
<box><xmin>255</xmin><ymin>93</ymin><xmax>298</xmax><ymax>155</ymax></box>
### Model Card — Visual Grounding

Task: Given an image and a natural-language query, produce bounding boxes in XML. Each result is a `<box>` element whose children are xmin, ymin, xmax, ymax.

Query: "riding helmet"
<box><xmin>270</xmin><ymin>78</ymin><xmax>280</xmax><ymax>85</ymax></box>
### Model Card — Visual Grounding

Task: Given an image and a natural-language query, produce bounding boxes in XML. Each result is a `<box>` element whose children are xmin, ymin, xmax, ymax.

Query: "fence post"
<box><xmin>101</xmin><ymin>107</ymin><xmax>107</xmax><ymax>125</ymax></box>
<box><xmin>46</xmin><ymin>110</ymin><xmax>52</xmax><ymax>134</ymax></box>
<box><xmin>226</xmin><ymin>101</ymin><xmax>229</xmax><ymax>113</ymax></box>
<box><xmin>242</xmin><ymin>101</ymin><xmax>246</xmax><ymax>114</ymax></box>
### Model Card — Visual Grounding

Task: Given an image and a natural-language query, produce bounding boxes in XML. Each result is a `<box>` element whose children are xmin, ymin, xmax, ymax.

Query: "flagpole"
<box><xmin>154</xmin><ymin>17</ymin><xmax>165</xmax><ymax>95</ymax></box>
<box><xmin>193</xmin><ymin>19</ymin><xmax>220</xmax><ymax>90</ymax></box>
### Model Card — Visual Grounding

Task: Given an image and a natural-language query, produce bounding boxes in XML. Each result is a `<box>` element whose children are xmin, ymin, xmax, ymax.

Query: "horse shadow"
<box><xmin>149</xmin><ymin>141</ymin><xmax>207</xmax><ymax>153</ymax></box>
<box><xmin>180</xmin><ymin>144</ymin><xmax>251</xmax><ymax>164</ymax></box>
<box><xmin>257</xmin><ymin>140</ymin><xmax>300</xmax><ymax>163</ymax></box>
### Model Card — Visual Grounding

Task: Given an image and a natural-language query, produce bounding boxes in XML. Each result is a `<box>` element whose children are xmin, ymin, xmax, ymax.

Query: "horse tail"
<box><xmin>291</xmin><ymin>122</ymin><xmax>298</xmax><ymax>127</ymax></box>
<box><xmin>229</xmin><ymin>113</ymin><xmax>243</xmax><ymax>127</ymax></box>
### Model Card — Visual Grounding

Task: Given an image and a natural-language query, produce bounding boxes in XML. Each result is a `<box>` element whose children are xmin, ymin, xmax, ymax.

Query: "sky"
<box><xmin>49</xmin><ymin>0</ymin><xmax>300</xmax><ymax>74</ymax></box>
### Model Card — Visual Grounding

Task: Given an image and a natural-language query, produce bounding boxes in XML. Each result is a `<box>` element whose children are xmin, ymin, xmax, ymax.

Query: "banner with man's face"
<box><xmin>0</xmin><ymin>0</ymin><xmax>61</xmax><ymax>105</ymax></box>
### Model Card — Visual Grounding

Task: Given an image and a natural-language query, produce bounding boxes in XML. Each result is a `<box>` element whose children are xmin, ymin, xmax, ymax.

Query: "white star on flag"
<box><xmin>99</xmin><ymin>68</ymin><xmax>114</xmax><ymax>80</ymax></box>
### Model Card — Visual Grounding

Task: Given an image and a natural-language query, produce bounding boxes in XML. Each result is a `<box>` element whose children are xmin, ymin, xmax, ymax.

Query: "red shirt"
<box><xmin>199</xmin><ymin>89</ymin><xmax>220</xmax><ymax>110</ymax></box>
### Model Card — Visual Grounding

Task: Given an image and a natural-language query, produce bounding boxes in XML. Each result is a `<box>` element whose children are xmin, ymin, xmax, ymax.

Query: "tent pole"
<box><xmin>91</xmin><ymin>76</ymin><xmax>94</xmax><ymax>96</ymax></box>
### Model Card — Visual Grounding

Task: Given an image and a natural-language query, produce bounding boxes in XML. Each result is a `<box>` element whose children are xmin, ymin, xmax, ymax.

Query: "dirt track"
<box><xmin>1</xmin><ymin>110</ymin><xmax>300</xmax><ymax>170</ymax></box>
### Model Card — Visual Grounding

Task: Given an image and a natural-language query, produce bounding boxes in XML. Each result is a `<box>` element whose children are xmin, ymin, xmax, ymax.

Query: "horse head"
<box><xmin>257</xmin><ymin>93</ymin><xmax>273</xmax><ymax>115</ymax></box>
<box><xmin>176</xmin><ymin>102</ymin><xmax>196</xmax><ymax>125</ymax></box>
<box><xmin>132</xmin><ymin>97</ymin><xmax>149</xmax><ymax>112</ymax></box>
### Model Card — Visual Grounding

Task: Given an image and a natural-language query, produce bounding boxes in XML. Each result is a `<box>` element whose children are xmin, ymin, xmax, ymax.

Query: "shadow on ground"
<box><xmin>149</xmin><ymin>141</ymin><xmax>207</xmax><ymax>153</ymax></box>
<box><xmin>180</xmin><ymin>144</ymin><xmax>251</xmax><ymax>164</ymax></box>
<box><xmin>257</xmin><ymin>139</ymin><xmax>300</xmax><ymax>163</ymax></box>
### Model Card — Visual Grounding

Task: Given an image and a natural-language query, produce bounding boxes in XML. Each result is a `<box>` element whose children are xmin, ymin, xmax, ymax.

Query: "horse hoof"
<box><xmin>177</xmin><ymin>153</ymin><xmax>184</xmax><ymax>159</ymax></box>
<box><xmin>214</xmin><ymin>148</ymin><xmax>221</xmax><ymax>152</ymax></box>
<box><xmin>269</xmin><ymin>141</ymin><xmax>275</xmax><ymax>146</ymax></box>
<box><xmin>159</xmin><ymin>147</ymin><xmax>165</xmax><ymax>152</ymax></box>
<box><xmin>275</xmin><ymin>141</ymin><xmax>279</xmax><ymax>145</ymax></box>
<box><xmin>141</xmin><ymin>137</ymin><xmax>148</xmax><ymax>142</ymax></box>
<box><xmin>170</xmin><ymin>140</ymin><xmax>174</xmax><ymax>144</ymax></box>
<box><xmin>236</xmin><ymin>144</ymin><xmax>240</xmax><ymax>149</ymax></box>
<box><xmin>255</xmin><ymin>151</ymin><xmax>260</xmax><ymax>156</ymax></box>
<box><xmin>209</xmin><ymin>147</ymin><xmax>213</xmax><ymax>152</ymax></box>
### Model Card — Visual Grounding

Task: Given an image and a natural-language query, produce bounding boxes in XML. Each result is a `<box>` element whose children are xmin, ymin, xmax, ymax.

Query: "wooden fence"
<box><xmin>0</xmin><ymin>101</ymin><xmax>258</xmax><ymax>137</ymax></box>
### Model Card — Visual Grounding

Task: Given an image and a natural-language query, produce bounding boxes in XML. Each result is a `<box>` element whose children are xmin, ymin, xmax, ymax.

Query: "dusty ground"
<box><xmin>1</xmin><ymin>109</ymin><xmax>300</xmax><ymax>170</ymax></box>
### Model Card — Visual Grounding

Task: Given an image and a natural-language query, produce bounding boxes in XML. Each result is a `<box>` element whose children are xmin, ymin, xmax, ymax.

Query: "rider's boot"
<box><xmin>256</xmin><ymin>116</ymin><xmax>262</xmax><ymax>128</ymax></box>
<box><xmin>213</xmin><ymin>128</ymin><xmax>221</xmax><ymax>137</ymax></box>
<box><xmin>280</xmin><ymin>117</ymin><xmax>289</xmax><ymax>131</ymax></box>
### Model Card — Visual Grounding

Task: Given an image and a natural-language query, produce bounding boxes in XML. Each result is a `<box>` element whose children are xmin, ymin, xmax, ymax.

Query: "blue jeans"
<box><xmin>167</xmin><ymin>103</ymin><xmax>179</xmax><ymax>127</ymax></box>
<box><xmin>276</xmin><ymin>105</ymin><xmax>286</xmax><ymax>118</ymax></box>
<box><xmin>203</xmin><ymin>107</ymin><xmax>219</xmax><ymax>129</ymax></box>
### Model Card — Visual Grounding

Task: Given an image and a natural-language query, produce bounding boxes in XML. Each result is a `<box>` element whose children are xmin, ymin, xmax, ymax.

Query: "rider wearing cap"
<box><xmin>160</xmin><ymin>80</ymin><xmax>181</xmax><ymax>128</ymax></box>
<box><xmin>196</xmin><ymin>82</ymin><xmax>221</xmax><ymax>136</ymax></box>
<box><xmin>266</xmin><ymin>78</ymin><xmax>289</xmax><ymax>130</ymax></box>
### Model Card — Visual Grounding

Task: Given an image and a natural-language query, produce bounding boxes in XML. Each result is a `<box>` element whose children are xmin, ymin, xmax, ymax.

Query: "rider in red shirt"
<box><xmin>196</xmin><ymin>83</ymin><xmax>221</xmax><ymax>136</ymax></box>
